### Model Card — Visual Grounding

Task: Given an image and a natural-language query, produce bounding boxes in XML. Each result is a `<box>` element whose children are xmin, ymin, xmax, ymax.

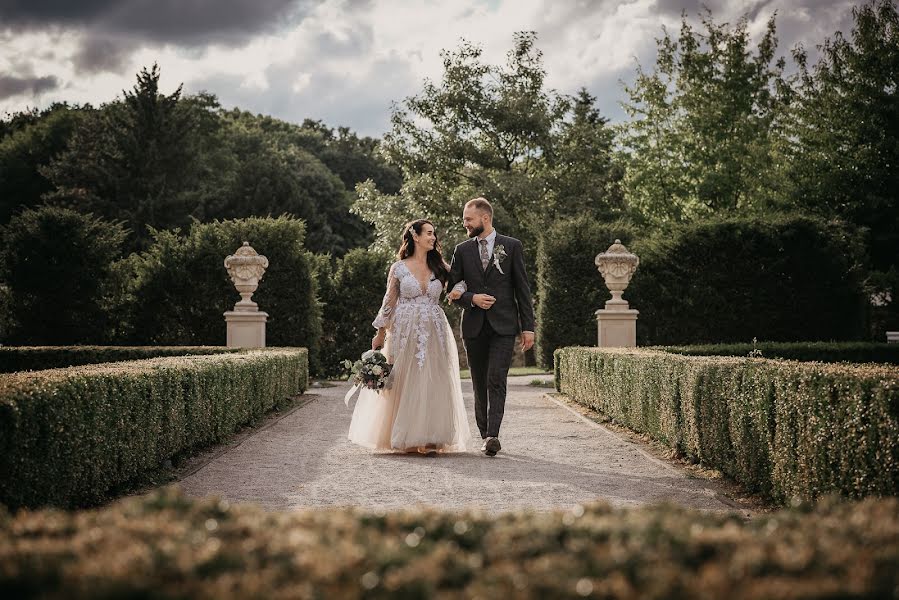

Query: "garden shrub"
<box><xmin>535</xmin><ymin>216</ymin><xmax>636</xmax><ymax>368</ymax></box>
<box><xmin>555</xmin><ymin>347</ymin><xmax>899</xmax><ymax>503</ymax></box>
<box><xmin>0</xmin><ymin>205</ymin><xmax>127</xmax><ymax>345</ymax></box>
<box><xmin>318</xmin><ymin>248</ymin><xmax>392</xmax><ymax>377</ymax></box>
<box><xmin>655</xmin><ymin>341</ymin><xmax>899</xmax><ymax>364</ymax></box>
<box><xmin>115</xmin><ymin>216</ymin><xmax>323</xmax><ymax>373</ymax></box>
<box><xmin>0</xmin><ymin>345</ymin><xmax>241</xmax><ymax>373</ymax></box>
<box><xmin>537</xmin><ymin>215</ymin><xmax>867</xmax><ymax>355</ymax></box>
<box><xmin>0</xmin><ymin>348</ymin><xmax>308</xmax><ymax>509</ymax></box>
<box><xmin>627</xmin><ymin>214</ymin><xmax>866</xmax><ymax>345</ymax></box>
<box><xmin>0</xmin><ymin>487</ymin><xmax>896</xmax><ymax>599</ymax></box>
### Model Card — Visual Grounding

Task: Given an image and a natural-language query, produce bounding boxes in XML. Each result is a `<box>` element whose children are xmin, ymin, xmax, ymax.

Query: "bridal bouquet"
<box><xmin>343</xmin><ymin>349</ymin><xmax>392</xmax><ymax>395</ymax></box>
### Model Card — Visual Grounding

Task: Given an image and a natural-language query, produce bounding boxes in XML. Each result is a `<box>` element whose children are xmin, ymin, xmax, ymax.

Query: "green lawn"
<box><xmin>460</xmin><ymin>366</ymin><xmax>550</xmax><ymax>379</ymax></box>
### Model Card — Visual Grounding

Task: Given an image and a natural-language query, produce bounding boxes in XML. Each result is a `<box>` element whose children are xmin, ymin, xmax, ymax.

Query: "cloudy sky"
<box><xmin>1</xmin><ymin>0</ymin><xmax>857</xmax><ymax>137</ymax></box>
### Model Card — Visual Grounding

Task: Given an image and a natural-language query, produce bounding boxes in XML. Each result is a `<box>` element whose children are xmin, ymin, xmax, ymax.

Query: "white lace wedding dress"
<box><xmin>347</xmin><ymin>260</ymin><xmax>470</xmax><ymax>452</ymax></box>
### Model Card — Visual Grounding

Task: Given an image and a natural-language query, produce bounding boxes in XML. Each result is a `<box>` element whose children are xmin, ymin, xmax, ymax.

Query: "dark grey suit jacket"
<box><xmin>447</xmin><ymin>234</ymin><xmax>535</xmax><ymax>338</ymax></box>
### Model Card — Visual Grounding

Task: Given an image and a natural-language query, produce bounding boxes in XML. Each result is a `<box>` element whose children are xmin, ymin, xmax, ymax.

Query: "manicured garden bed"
<box><xmin>0</xmin><ymin>348</ymin><xmax>308</xmax><ymax>509</ymax></box>
<box><xmin>0</xmin><ymin>487</ymin><xmax>895</xmax><ymax>599</ymax></box>
<box><xmin>554</xmin><ymin>347</ymin><xmax>899</xmax><ymax>503</ymax></box>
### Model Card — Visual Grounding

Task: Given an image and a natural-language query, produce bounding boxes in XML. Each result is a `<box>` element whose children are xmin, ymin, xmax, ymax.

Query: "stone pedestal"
<box><xmin>596</xmin><ymin>307</ymin><xmax>639</xmax><ymax>348</ymax></box>
<box><xmin>595</xmin><ymin>239</ymin><xmax>640</xmax><ymax>348</ymax></box>
<box><xmin>223</xmin><ymin>242</ymin><xmax>269</xmax><ymax>349</ymax></box>
<box><xmin>224</xmin><ymin>310</ymin><xmax>269</xmax><ymax>348</ymax></box>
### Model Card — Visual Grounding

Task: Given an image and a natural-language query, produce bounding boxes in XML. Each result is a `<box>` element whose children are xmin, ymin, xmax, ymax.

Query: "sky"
<box><xmin>0</xmin><ymin>0</ymin><xmax>858</xmax><ymax>137</ymax></box>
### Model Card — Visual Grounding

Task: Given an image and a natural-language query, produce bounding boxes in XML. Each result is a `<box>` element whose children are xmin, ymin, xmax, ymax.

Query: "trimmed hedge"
<box><xmin>626</xmin><ymin>214</ymin><xmax>866</xmax><ymax>345</ymax></box>
<box><xmin>317</xmin><ymin>248</ymin><xmax>392</xmax><ymax>377</ymax></box>
<box><xmin>1</xmin><ymin>487</ymin><xmax>897</xmax><ymax>599</ymax></box>
<box><xmin>0</xmin><ymin>348</ymin><xmax>308</xmax><ymax>510</ymax></box>
<box><xmin>114</xmin><ymin>216</ymin><xmax>323</xmax><ymax>373</ymax></box>
<box><xmin>536</xmin><ymin>215</ymin><xmax>867</xmax><ymax>355</ymax></box>
<box><xmin>0</xmin><ymin>345</ymin><xmax>241</xmax><ymax>373</ymax></box>
<box><xmin>655</xmin><ymin>341</ymin><xmax>899</xmax><ymax>365</ymax></box>
<box><xmin>535</xmin><ymin>216</ymin><xmax>636</xmax><ymax>368</ymax></box>
<box><xmin>555</xmin><ymin>347</ymin><xmax>899</xmax><ymax>503</ymax></box>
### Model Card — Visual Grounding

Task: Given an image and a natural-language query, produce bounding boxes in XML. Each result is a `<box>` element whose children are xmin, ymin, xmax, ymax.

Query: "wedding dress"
<box><xmin>347</xmin><ymin>260</ymin><xmax>470</xmax><ymax>452</ymax></box>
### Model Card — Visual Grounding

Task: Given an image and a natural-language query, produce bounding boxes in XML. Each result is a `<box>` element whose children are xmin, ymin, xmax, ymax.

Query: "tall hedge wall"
<box><xmin>626</xmin><ymin>214</ymin><xmax>866</xmax><ymax>345</ymax></box>
<box><xmin>114</xmin><ymin>216</ymin><xmax>323</xmax><ymax>373</ymax></box>
<box><xmin>317</xmin><ymin>248</ymin><xmax>392</xmax><ymax>377</ymax></box>
<box><xmin>555</xmin><ymin>347</ymin><xmax>899</xmax><ymax>503</ymax></box>
<box><xmin>535</xmin><ymin>216</ymin><xmax>636</xmax><ymax>368</ymax></box>
<box><xmin>0</xmin><ymin>348</ymin><xmax>308</xmax><ymax>509</ymax></box>
<box><xmin>536</xmin><ymin>215</ymin><xmax>867</xmax><ymax>356</ymax></box>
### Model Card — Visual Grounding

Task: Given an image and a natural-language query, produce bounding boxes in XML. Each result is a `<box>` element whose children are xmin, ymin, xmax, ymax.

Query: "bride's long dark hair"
<box><xmin>397</xmin><ymin>219</ymin><xmax>450</xmax><ymax>285</ymax></box>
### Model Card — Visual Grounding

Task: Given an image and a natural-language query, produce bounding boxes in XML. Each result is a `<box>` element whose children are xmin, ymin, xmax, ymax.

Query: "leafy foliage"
<box><xmin>0</xmin><ymin>345</ymin><xmax>241</xmax><ymax>373</ymax></box>
<box><xmin>114</xmin><ymin>216</ymin><xmax>323</xmax><ymax>373</ymax></box>
<box><xmin>0</xmin><ymin>103</ymin><xmax>87</xmax><ymax>224</ymax></box>
<box><xmin>654</xmin><ymin>341</ymin><xmax>899</xmax><ymax>364</ymax></box>
<box><xmin>2</xmin><ymin>486</ymin><xmax>898</xmax><ymax>598</ymax></box>
<box><xmin>535</xmin><ymin>216</ymin><xmax>637</xmax><ymax>368</ymax></box>
<box><xmin>318</xmin><ymin>248</ymin><xmax>393</xmax><ymax>378</ymax></box>
<box><xmin>0</xmin><ymin>349</ymin><xmax>308</xmax><ymax>509</ymax></box>
<box><xmin>619</xmin><ymin>11</ymin><xmax>791</xmax><ymax>225</ymax></box>
<box><xmin>353</xmin><ymin>33</ymin><xmax>623</xmax><ymax>257</ymax></box>
<box><xmin>626</xmin><ymin>214</ymin><xmax>867</xmax><ymax>345</ymax></box>
<box><xmin>0</xmin><ymin>205</ymin><xmax>127</xmax><ymax>345</ymax></box>
<box><xmin>556</xmin><ymin>347</ymin><xmax>899</xmax><ymax>502</ymax></box>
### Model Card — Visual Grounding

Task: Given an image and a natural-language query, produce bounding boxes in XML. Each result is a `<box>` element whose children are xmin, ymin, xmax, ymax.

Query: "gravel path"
<box><xmin>175</xmin><ymin>377</ymin><xmax>744</xmax><ymax>513</ymax></box>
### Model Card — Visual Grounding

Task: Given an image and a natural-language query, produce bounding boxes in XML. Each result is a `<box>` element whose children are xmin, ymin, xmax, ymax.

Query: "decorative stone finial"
<box><xmin>224</xmin><ymin>242</ymin><xmax>269</xmax><ymax>311</ymax></box>
<box><xmin>595</xmin><ymin>239</ymin><xmax>639</xmax><ymax>310</ymax></box>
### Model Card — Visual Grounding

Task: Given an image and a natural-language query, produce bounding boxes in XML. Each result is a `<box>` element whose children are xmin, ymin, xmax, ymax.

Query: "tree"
<box><xmin>43</xmin><ymin>65</ymin><xmax>216</xmax><ymax>250</ymax></box>
<box><xmin>352</xmin><ymin>32</ymin><xmax>622</xmax><ymax>253</ymax></box>
<box><xmin>780</xmin><ymin>0</ymin><xmax>899</xmax><ymax>274</ymax></box>
<box><xmin>0</xmin><ymin>205</ymin><xmax>127</xmax><ymax>344</ymax></box>
<box><xmin>0</xmin><ymin>103</ymin><xmax>87</xmax><ymax>224</ymax></box>
<box><xmin>619</xmin><ymin>11</ymin><xmax>792</xmax><ymax>225</ymax></box>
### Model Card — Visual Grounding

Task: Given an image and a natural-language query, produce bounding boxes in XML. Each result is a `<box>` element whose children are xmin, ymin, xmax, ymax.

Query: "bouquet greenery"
<box><xmin>342</xmin><ymin>350</ymin><xmax>392</xmax><ymax>391</ymax></box>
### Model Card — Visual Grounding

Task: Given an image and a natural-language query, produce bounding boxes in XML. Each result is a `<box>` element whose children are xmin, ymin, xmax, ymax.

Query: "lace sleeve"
<box><xmin>372</xmin><ymin>262</ymin><xmax>400</xmax><ymax>330</ymax></box>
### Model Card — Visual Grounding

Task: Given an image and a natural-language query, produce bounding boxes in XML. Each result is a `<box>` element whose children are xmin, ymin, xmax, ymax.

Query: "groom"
<box><xmin>448</xmin><ymin>197</ymin><xmax>535</xmax><ymax>457</ymax></box>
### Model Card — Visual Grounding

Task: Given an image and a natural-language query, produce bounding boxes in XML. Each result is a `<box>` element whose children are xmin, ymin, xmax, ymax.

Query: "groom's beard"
<box><xmin>468</xmin><ymin>225</ymin><xmax>484</xmax><ymax>238</ymax></box>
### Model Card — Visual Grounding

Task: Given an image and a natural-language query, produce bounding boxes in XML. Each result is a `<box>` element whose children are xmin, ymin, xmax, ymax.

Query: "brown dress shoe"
<box><xmin>484</xmin><ymin>437</ymin><xmax>501</xmax><ymax>457</ymax></box>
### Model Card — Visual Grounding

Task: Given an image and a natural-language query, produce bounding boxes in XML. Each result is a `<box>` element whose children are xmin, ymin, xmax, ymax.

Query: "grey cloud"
<box><xmin>71</xmin><ymin>36</ymin><xmax>135</xmax><ymax>74</ymax></box>
<box><xmin>0</xmin><ymin>0</ymin><xmax>308</xmax><ymax>45</ymax></box>
<box><xmin>0</xmin><ymin>74</ymin><xmax>59</xmax><ymax>98</ymax></box>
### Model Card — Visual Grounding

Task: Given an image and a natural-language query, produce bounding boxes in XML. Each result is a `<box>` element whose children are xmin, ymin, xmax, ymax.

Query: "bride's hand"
<box><xmin>372</xmin><ymin>332</ymin><xmax>385</xmax><ymax>351</ymax></box>
<box><xmin>446</xmin><ymin>289</ymin><xmax>463</xmax><ymax>302</ymax></box>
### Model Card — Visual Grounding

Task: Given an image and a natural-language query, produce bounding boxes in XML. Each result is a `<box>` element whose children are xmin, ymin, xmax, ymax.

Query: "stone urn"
<box><xmin>223</xmin><ymin>242</ymin><xmax>269</xmax><ymax>348</ymax></box>
<box><xmin>595</xmin><ymin>239</ymin><xmax>639</xmax><ymax>310</ymax></box>
<box><xmin>594</xmin><ymin>239</ymin><xmax>639</xmax><ymax>347</ymax></box>
<box><xmin>224</xmin><ymin>242</ymin><xmax>269</xmax><ymax>311</ymax></box>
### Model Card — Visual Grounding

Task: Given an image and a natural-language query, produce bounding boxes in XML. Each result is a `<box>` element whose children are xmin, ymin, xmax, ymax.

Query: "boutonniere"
<box><xmin>492</xmin><ymin>244</ymin><xmax>508</xmax><ymax>274</ymax></box>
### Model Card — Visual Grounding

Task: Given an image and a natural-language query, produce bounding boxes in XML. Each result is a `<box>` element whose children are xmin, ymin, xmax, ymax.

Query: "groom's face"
<box><xmin>463</xmin><ymin>206</ymin><xmax>487</xmax><ymax>238</ymax></box>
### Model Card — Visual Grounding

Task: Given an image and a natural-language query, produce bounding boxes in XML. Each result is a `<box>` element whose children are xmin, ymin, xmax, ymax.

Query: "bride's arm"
<box><xmin>372</xmin><ymin>263</ymin><xmax>400</xmax><ymax>349</ymax></box>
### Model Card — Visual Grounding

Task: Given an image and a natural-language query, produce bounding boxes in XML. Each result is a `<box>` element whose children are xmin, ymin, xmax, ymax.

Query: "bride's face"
<box><xmin>414</xmin><ymin>224</ymin><xmax>437</xmax><ymax>252</ymax></box>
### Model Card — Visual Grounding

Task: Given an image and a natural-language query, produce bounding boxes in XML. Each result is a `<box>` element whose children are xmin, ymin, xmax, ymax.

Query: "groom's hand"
<box><xmin>520</xmin><ymin>331</ymin><xmax>535</xmax><ymax>352</ymax></box>
<box><xmin>472</xmin><ymin>294</ymin><xmax>496</xmax><ymax>309</ymax></box>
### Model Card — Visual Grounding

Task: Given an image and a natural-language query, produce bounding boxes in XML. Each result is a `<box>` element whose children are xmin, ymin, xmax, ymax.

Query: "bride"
<box><xmin>347</xmin><ymin>219</ymin><xmax>470</xmax><ymax>454</ymax></box>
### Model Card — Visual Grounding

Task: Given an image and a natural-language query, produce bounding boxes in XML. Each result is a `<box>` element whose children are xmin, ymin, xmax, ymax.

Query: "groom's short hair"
<box><xmin>465</xmin><ymin>197</ymin><xmax>493</xmax><ymax>217</ymax></box>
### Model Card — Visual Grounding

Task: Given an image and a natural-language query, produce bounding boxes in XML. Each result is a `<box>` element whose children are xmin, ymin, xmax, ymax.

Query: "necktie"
<box><xmin>480</xmin><ymin>239</ymin><xmax>489</xmax><ymax>271</ymax></box>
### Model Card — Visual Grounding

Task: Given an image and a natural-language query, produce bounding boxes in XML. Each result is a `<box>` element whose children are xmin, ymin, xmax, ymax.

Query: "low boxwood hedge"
<box><xmin>0</xmin><ymin>348</ymin><xmax>308</xmax><ymax>510</ymax></box>
<box><xmin>0</xmin><ymin>487</ymin><xmax>896</xmax><ymax>599</ymax></box>
<box><xmin>554</xmin><ymin>347</ymin><xmax>899</xmax><ymax>503</ymax></box>
<box><xmin>655</xmin><ymin>341</ymin><xmax>899</xmax><ymax>364</ymax></box>
<box><xmin>0</xmin><ymin>345</ymin><xmax>242</xmax><ymax>373</ymax></box>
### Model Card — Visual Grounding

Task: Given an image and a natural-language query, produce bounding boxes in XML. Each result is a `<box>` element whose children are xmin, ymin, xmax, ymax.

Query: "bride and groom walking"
<box><xmin>348</xmin><ymin>197</ymin><xmax>535</xmax><ymax>456</ymax></box>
